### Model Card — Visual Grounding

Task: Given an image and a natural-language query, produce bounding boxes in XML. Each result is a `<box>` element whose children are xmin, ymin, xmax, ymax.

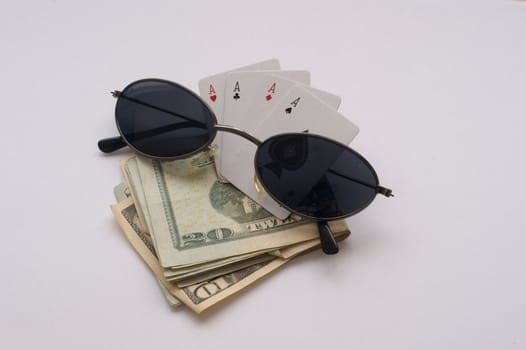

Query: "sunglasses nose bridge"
<box><xmin>213</xmin><ymin>124</ymin><xmax>262</xmax><ymax>146</ymax></box>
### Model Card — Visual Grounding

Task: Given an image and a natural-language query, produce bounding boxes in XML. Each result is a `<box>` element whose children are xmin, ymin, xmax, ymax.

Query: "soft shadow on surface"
<box><xmin>95</xmin><ymin>147</ymin><xmax>135</xmax><ymax>159</ymax></box>
<box><xmin>105</xmin><ymin>214</ymin><xmax>130</xmax><ymax>245</ymax></box>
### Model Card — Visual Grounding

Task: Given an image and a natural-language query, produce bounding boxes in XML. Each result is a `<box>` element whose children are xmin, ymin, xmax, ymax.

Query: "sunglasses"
<box><xmin>98</xmin><ymin>78</ymin><xmax>393</xmax><ymax>255</ymax></box>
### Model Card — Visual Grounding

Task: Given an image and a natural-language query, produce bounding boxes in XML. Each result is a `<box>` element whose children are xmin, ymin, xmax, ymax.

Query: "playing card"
<box><xmin>218</xmin><ymin>70</ymin><xmax>310</xmax><ymax>181</ymax></box>
<box><xmin>243</xmin><ymin>73</ymin><xmax>342</xmax><ymax>134</ymax></box>
<box><xmin>254</xmin><ymin>85</ymin><xmax>358</xmax><ymax>142</ymax></box>
<box><xmin>252</xmin><ymin>86</ymin><xmax>360</xmax><ymax>215</ymax></box>
<box><xmin>197</xmin><ymin>59</ymin><xmax>281</xmax><ymax>181</ymax></box>
<box><xmin>221</xmin><ymin>83</ymin><xmax>347</xmax><ymax>219</ymax></box>
<box><xmin>223</xmin><ymin>70</ymin><xmax>311</xmax><ymax>130</ymax></box>
<box><xmin>198</xmin><ymin>59</ymin><xmax>280</xmax><ymax>117</ymax></box>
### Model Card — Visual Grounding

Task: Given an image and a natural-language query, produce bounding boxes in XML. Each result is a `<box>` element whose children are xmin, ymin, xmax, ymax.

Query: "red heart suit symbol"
<box><xmin>266</xmin><ymin>94</ymin><xmax>272</xmax><ymax>101</ymax></box>
<box><xmin>210</xmin><ymin>95</ymin><xmax>217</xmax><ymax>102</ymax></box>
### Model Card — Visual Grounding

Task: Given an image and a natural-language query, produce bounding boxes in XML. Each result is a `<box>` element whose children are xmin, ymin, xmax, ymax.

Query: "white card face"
<box><xmin>253</xmin><ymin>87</ymin><xmax>360</xmax><ymax>211</ymax></box>
<box><xmin>197</xmin><ymin>59</ymin><xmax>280</xmax><ymax>181</ymax></box>
<box><xmin>220</xmin><ymin>83</ymin><xmax>347</xmax><ymax>219</ymax></box>
<box><xmin>222</xmin><ymin>70</ymin><xmax>311</xmax><ymax>131</ymax></box>
<box><xmin>245</xmin><ymin>74</ymin><xmax>342</xmax><ymax>134</ymax></box>
<box><xmin>255</xmin><ymin>85</ymin><xmax>358</xmax><ymax>141</ymax></box>
<box><xmin>218</xmin><ymin>70</ymin><xmax>310</xmax><ymax>182</ymax></box>
<box><xmin>219</xmin><ymin>72</ymin><xmax>340</xmax><ymax>180</ymax></box>
<box><xmin>197</xmin><ymin>59</ymin><xmax>280</xmax><ymax>121</ymax></box>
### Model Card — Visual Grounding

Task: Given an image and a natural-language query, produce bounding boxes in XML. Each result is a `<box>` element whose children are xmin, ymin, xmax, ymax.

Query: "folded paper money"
<box><xmin>111</xmin><ymin>155</ymin><xmax>350</xmax><ymax>314</ymax></box>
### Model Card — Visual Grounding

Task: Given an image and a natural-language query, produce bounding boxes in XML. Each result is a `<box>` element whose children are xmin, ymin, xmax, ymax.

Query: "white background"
<box><xmin>1</xmin><ymin>0</ymin><xmax>525</xmax><ymax>349</ymax></box>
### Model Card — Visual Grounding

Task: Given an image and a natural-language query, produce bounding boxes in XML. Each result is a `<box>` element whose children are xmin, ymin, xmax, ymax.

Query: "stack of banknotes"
<box><xmin>111</xmin><ymin>151</ymin><xmax>351</xmax><ymax>314</ymax></box>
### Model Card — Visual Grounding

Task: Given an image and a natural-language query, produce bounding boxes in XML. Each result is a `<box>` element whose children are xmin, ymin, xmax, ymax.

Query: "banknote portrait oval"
<box><xmin>206</xmin><ymin>228</ymin><xmax>233</xmax><ymax>241</ymax></box>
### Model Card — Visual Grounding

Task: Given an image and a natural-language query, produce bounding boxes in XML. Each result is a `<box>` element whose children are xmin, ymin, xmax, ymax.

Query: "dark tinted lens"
<box><xmin>116</xmin><ymin>79</ymin><xmax>216</xmax><ymax>158</ymax></box>
<box><xmin>255</xmin><ymin>134</ymin><xmax>379</xmax><ymax>220</ymax></box>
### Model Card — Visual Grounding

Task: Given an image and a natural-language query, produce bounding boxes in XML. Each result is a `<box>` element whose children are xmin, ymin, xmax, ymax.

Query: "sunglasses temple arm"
<box><xmin>98</xmin><ymin>136</ymin><xmax>127</xmax><ymax>153</ymax></box>
<box><xmin>328</xmin><ymin>169</ymin><xmax>394</xmax><ymax>197</ymax></box>
<box><xmin>318</xmin><ymin>221</ymin><xmax>339</xmax><ymax>255</ymax></box>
